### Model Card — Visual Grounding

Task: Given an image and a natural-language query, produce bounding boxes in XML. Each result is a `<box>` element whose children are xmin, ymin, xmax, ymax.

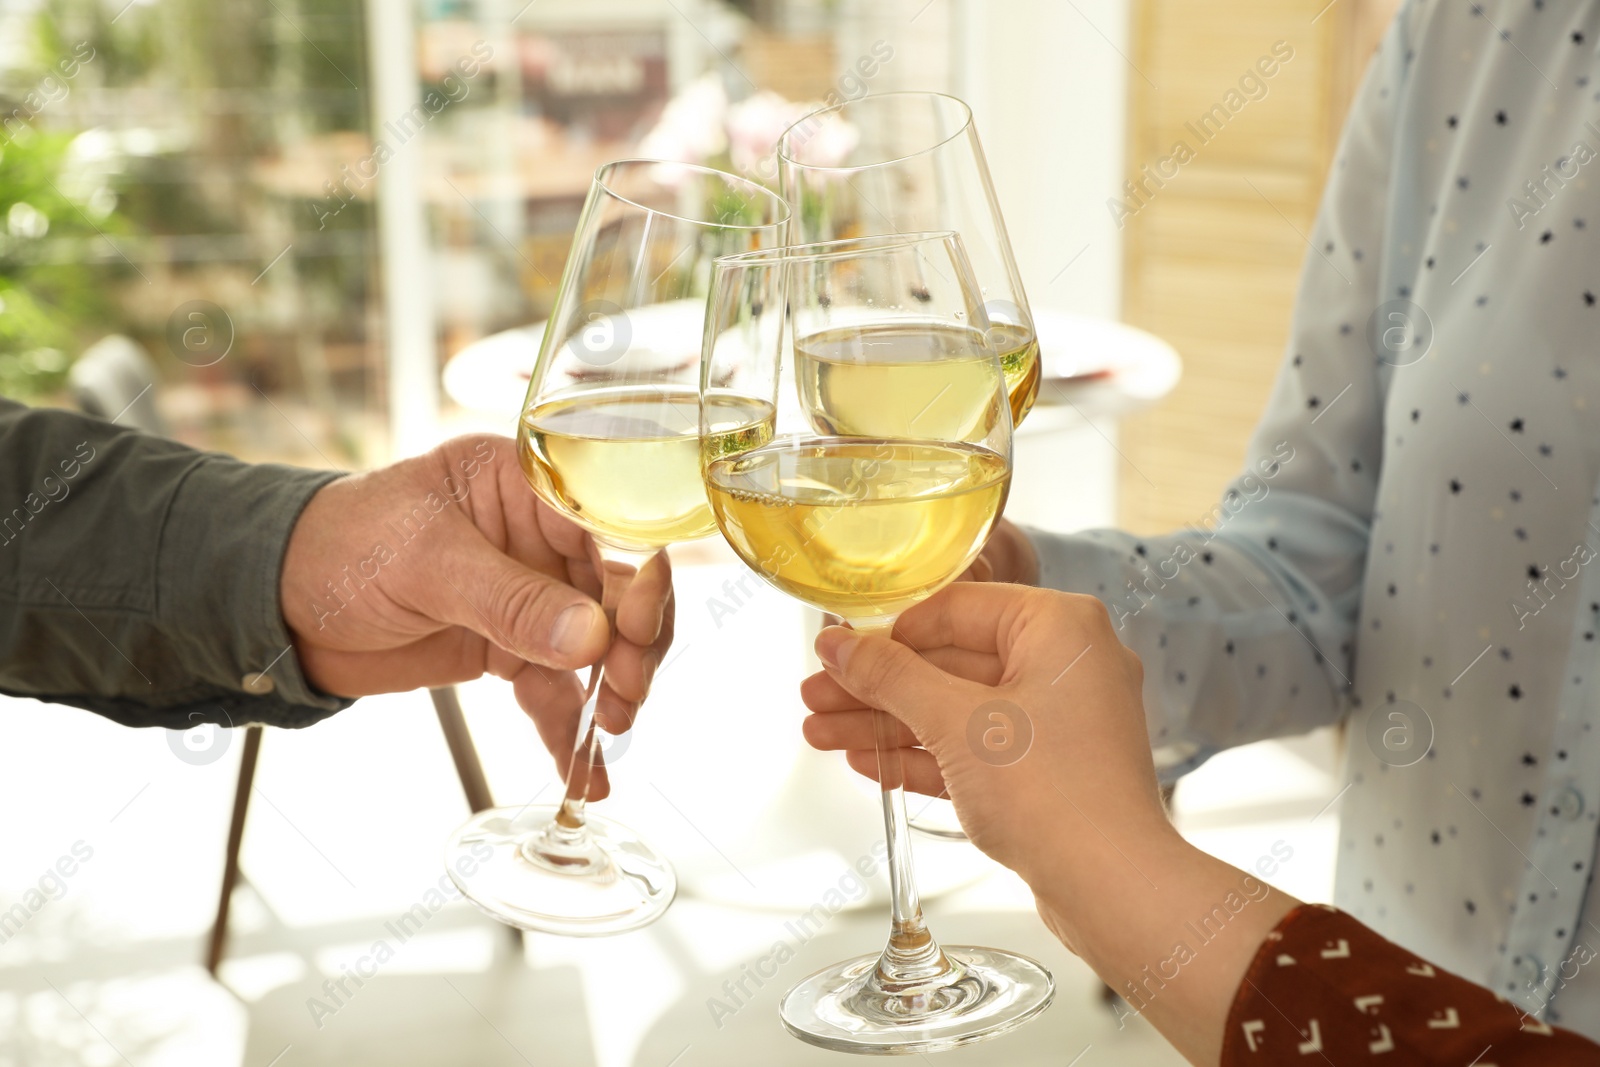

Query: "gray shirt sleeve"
<box><xmin>0</xmin><ymin>397</ymin><xmax>352</xmax><ymax>729</ymax></box>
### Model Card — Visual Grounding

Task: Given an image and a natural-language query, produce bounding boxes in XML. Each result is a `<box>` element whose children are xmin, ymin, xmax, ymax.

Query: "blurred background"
<box><xmin>0</xmin><ymin>0</ymin><xmax>1396</xmax><ymax>1064</ymax></box>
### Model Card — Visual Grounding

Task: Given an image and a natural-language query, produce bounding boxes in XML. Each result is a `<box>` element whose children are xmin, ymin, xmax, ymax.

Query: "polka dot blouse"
<box><xmin>1031</xmin><ymin>0</ymin><xmax>1600</xmax><ymax>1037</ymax></box>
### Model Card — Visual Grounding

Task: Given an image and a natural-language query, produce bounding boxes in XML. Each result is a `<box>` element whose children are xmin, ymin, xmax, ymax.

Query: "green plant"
<box><xmin>0</xmin><ymin>130</ymin><xmax>127</xmax><ymax>399</ymax></box>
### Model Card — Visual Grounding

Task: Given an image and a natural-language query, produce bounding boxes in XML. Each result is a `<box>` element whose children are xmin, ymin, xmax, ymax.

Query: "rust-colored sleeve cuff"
<box><xmin>1222</xmin><ymin>904</ymin><xmax>1597</xmax><ymax>1065</ymax></box>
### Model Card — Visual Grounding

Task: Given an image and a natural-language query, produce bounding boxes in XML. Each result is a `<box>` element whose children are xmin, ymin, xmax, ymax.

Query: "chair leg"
<box><xmin>430</xmin><ymin>686</ymin><xmax>496</xmax><ymax>814</ymax></box>
<box><xmin>430</xmin><ymin>686</ymin><xmax>523</xmax><ymax>948</ymax></box>
<box><xmin>207</xmin><ymin>724</ymin><xmax>263</xmax><ymax>976</ymax></box>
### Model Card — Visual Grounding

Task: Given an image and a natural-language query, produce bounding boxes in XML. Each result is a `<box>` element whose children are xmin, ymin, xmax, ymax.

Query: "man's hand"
<box><xmin>280</xmin><ymin>435</ymin><xmax>673</xmax><ymax>798</ymax></box>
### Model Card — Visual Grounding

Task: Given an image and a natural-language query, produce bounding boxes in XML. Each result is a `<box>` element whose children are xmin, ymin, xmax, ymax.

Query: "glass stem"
<box><xmin>854</xmin><ymin>617</ymin><xmax>951</xmax><ymax>989</ymax></box>
<box><xmin>551</xmin><ymin>545</ymin><xmax>651</xmax><ymax>833</ymax></box>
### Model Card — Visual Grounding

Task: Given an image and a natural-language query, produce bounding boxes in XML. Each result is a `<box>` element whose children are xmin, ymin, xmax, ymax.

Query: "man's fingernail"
<box><xmin>551</xmin><ymin>603</ymin><xmax>600</xmax><ymax>656</ymax></box>
<box><xmin>641</xmin><ymin>651</ymin><xmax>660</xmax><ymax>692</ymax></box>
<box><xmin>596</xmin><ymin>697</ymin><xmax>632</xmax><ymax>734</ymax></box>
<box><xmin>815</xmin><ymin>627</ymin><xmax>856</xmax><ymax>671</ymax></box>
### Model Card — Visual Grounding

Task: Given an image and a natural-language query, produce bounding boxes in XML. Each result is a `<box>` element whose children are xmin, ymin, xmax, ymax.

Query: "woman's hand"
<box><xmin>959</xmin><ymin>518</ymin><xmax>1040</xmax><ymax>585</ymax></box>
<box><xmin>280</xmin><ymin>434</ymin><xmax>674</xmax><ymax>798</ymax></box>
<box><xmin>803</xmin><ymin>584</ymin><xmax>1167</xmax><ymax>885</ymax></box>
<box><xmin>802</xmin><ymin>583</ymin><xmax>1296</xmax><ymax>1064</ymax></box>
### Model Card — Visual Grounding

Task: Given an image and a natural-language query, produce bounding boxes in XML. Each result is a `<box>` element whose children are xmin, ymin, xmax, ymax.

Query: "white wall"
<box><xmin>831</xmin><ymin>0</ymin><xmax>1128</xmax><ymax>325</ymax></box>
<box><xmin>952</xmin><ymin>0</ymin><xmax>1128</xmax><ymax>322</ymax></box>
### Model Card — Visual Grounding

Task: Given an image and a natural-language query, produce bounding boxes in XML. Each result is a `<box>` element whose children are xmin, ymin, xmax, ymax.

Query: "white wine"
<box><xmin>994</xmin><ymin>322</ymin><xmax>1042</xmax><ymax>427</ymax></box>
<box><xmin>795</xmin><ymin>322</ymin><xmax>1040</xmax><ymax>440</ymax></box>
<box><xmin>521</xmin><ymin>386</ymin><xmax>775</xmax><ymax>550</ymax></box>
<box><xmin>704</xmin><ymin>438</ymin><xmax>1010</xmax><ymax>621</ymax></box>
<box><xmin>796</xmin><ymin>323</ymin><xmax>1000</xmax><ymax>442</ymax></box>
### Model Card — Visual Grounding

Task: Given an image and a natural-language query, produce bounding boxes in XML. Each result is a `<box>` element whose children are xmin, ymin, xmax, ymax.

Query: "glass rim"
<box><xmin>592</xmin><ymin>158</ymin><xmax>791</xmax><ymax>231</ymax></box>
<box><xmin>776</xmin><ymin>91</ymin><xmax>975</xmax><ymax>173</ymax></box>
<box><xmin>713</xmin><ymin>230</ymin><xmax>961</xmax><ymax>268</ymax></box>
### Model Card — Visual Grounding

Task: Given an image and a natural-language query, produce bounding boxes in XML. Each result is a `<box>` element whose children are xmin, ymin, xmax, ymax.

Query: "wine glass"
<box><xmin>777</xmin><ymin>91</ymin><xmax>1041</xmax><ymax>430</ymax></box>
<box><xmin>781</xmin><ymin>92</ymin><xmax>1037</xmax><ymax>841</ymax></box>
<box><xmin>700</xmin><ymin>231</ymin><xmax>1054</xmax><ymax>1052</ymax></box>
<box><xmin>444</xmin><ymin>159</ymin><xmax>788</xmax><ymax>936</ymax></box>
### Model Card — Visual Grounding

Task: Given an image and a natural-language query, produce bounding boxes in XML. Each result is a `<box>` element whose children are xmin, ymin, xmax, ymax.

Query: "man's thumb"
<box><xmin>440</xmin><ymin>545</ymin><xmax>608</xmax><ymax>668</ymax></box>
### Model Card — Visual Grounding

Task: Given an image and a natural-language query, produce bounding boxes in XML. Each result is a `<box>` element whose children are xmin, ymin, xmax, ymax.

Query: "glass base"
<box><xmin>445</xmin><ymin>804</ymin><xmax>676</xmax><ymax>937</ymax></box>
<box><xmin>780</xmin><ymin>945</ymin><xmax>1054</xmax><ymax>1054</ymax></box>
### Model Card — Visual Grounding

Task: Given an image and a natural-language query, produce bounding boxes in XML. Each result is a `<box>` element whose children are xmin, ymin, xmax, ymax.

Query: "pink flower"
<box><xmin>637</xmin><ymin>74</ymin><xmax>728</xmax><ymax>165</ymax></box>
<box><xmin>785</xmin><ymin>109</ymin><xmax>859</xmax><ymax>169</ymax></box>
<box><xmin>727</xmin><ymin>91</ymin><xmax>804</xmax><ymax>178</ymax></box>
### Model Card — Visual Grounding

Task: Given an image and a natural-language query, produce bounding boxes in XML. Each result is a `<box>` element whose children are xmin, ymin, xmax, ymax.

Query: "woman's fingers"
<box><xmin>800</xmin><ymin>670</ymin><xmax>861</xmax><ymax>713</ymax></box>
<box><xmin>909</xmin><ymin>644</ymin><xmax>1006</xmax><ymax>686</ymax></box>
<box><xmin>892</xmin><ymin>585</ymin><xmax>1121</xmax><ymax>697</ymax></box>
<box><xmin>956</xmin><ymin>554</ymin><xmax>995</xmax><ymax>583</ymax></box>
<box><xmin>843</xmin><ymin>747</ymin><xmax>947</xmax><ymax>797</ymax></box>
<box><xmin>802</xmin><ymin>707</ymin><xmax>921</xmax><ymax>751</ymax></box>
<box><xmin>891</xmin><ymin>582</ymin><xmax>1026</xmax><ymax>655</ymax></box>
<box><xmin>801</xmin><ymin>647</ymin><xmax>1002</xmax><ymax>713</ymax></box>
<box><xmin>799</xmin><ymin>640</ymin><xmax>1005</xmax><ymax>756</ymax></box>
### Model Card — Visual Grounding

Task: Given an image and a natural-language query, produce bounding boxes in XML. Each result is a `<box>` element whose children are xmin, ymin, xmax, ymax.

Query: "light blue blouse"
<box><xmin>1033</xmin><ymin>0</ymin><xmax>1600</xmax><ymax>1032</ymax></box>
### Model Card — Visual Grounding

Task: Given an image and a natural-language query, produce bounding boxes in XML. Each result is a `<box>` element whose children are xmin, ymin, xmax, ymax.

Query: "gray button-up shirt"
<box><xmin>0</xmin><ymin>396</ymin><xmax>347</xmax><ymax>730</ymax></box>
<box><xmin>1032</xmin><ymin>0</ymin><xmax>1600</xmax><ymax>1033</ymax></box>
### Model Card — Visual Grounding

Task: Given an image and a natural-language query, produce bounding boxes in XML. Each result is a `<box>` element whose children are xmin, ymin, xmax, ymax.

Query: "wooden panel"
<box><xmin>739</xmin><ymin>29</ymin><xmax>837</xmax><ymax>102</ymax></box>
<box><xmin>1116</xmin><ymin>0</ymin><xmax>1398</xmax><ymax>534</ymax></box>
